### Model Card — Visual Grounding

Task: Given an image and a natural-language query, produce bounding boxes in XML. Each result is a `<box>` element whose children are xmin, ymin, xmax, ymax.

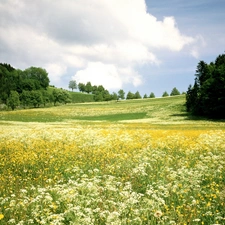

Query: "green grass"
<box><xmin>75</xmin><ymin>112</ymin><xmax>147</xmax><ymax>121</ymax></box>
<box><xmin>0</xmin><ymin>95</ymin><xmax>225</xmax><ymax>129</ymax></box>
<box><xmin>0</xmin><ymin>95</ymin><xmax>185</xmax><ymax>122</ymax></box>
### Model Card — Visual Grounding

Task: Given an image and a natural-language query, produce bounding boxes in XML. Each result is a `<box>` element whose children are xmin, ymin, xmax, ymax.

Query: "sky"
<box><xmin>0</xmin><ymin>0</ymin><xmax>225</xmax><ymax>97</ymax></box>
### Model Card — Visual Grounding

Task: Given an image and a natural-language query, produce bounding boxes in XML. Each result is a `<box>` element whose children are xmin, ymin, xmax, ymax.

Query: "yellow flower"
<box><xmin>0</xmin><ymin>214</ymin><xmax>4</xmax><ymax>220</ymax></box>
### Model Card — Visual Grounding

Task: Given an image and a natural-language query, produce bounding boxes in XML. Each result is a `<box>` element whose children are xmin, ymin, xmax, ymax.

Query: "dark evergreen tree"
<box><xmin>186</xmin><ymin>53</ymin><xmax>225</xmax><ymax>118</ymax></box>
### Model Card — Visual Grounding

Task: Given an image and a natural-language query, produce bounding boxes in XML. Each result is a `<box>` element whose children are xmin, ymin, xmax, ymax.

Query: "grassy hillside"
<box><xmin>0</xmin><ymin>95</ymin><xmax>224</xmax><ymax>129</ymax></box>
<box><xmin>48</xmin><ymin>86</ymin><xmax>95</xmax><ymax>103</ymax></box>
<box><xmin>0</xmin><ymin>95</ymin><xmax>185</xmax><ymax>123</ymax></box>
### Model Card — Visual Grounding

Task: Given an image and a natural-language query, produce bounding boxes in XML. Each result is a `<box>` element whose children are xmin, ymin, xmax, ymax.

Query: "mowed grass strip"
<box><xmin>75</xmin><ymin>112</ymin><xmax>147</xmax><ymax>121</ymax></box>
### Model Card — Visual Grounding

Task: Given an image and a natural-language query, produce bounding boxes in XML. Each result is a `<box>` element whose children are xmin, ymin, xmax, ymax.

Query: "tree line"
<box><xmin>69</xmin><ymin>80</ymin><xmax>182</xmax><ymax>101</ymax></box>
<box><xmin>186</xmin><ymin>53</ymin><xmax>225</xmax><ymax>118</ymax></box>
<box><xmin>0</xmin><ymin>63</ymin><xmax>72</xmax><ymax>110</ymax></box>
<box><xmin>1</xmin><ymin>62</ymin><xmax>182</xmax><ymax>110</ymax></box>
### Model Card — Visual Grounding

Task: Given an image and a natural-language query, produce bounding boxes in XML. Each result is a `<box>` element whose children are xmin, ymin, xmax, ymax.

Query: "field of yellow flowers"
<box><xmin>0</xmin><ymin>96</ymin><xmax>225</xmax><ymax>224</ymax></box>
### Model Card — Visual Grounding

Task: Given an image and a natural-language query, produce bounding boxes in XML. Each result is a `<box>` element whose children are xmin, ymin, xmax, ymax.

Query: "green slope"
<box><xmin>0</xmin><ymin>95</ymin><xmax>187</xmax><ymax>123</ymax></box>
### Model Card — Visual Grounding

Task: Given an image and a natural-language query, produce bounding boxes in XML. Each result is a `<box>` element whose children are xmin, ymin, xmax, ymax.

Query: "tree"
<box><xmin>23</xmin><ymin>67</ymin><xmax>50</xmax><ymax>89</ymax></box>
<box><xmin>170</xmin><ymin>87</ymin><xmax>180</xmax><ymax>96</ymax></box>
<box><xmin>195</xmin><ymin>61</ymin><xmax>210</xmax><ymax>86</ymax></box>
<box><xmin>61</xmin><ymin>90</ymin><xmax>72</xmax><ymax>104</ymax></box>
<box><xmin>134</xmin><ymin>91</ymin><xmax>142</xmax><ymax>99</ymax></box>
<box><xmin>0</xmin><ymin>64</ymin><xmax>18</xmax><ymax>103</ymax></box>
<box><xmin>78</xmin><ymin>83</ymin><xmax>86</xmax><ymax>92</ymax></box>
<box><xmin>41</xmin><ymin>90</ymin><xmax>51</xmax><ymax>106</ymax></box>
<box><xmin>126</xmin><ymin>91</ymin><xmax>134</xmax><ymax>99</ymax></box>
<box><xmin>94</xmin><ymin>92</ymin><xmax>103</xmax><ymax>102</ymax></box>
<box><xmin>143</xmin><ymin>94</ymin><xmax>148</xmax><ymax>98</ymax></box>
<box><xmin>149</xmin><ymin>92</ymin><xmax>155</xmax><ymax>98</ymax></box>
<box><xmin>52</xmin><ymin>89</ymin><xmax>62</xmax><ymax>105</ymax></box>
<box><xmin>111</xmin><ymin>92</ymin><xmax>118</xmax><ymax>100</ymax></box>
<box><xmin>97</xmin><ymin>85</ymin><xmax>105</xmax><ymax>92</ymax></box>
<box><xmin>186</xmin><ymin>53</ymin><xmax>225</xmax><ymax>118</ymax></box>
<box><xmin>52</xmin><ymin>89</ymin><xmax>71</xmax><ymax>105</ymax></box>
<box><xmin>30</xmin><ymin>90</ymin><xmax>43</xmax><ymax>108</ymax></box>
<box><xmin>68</xmin><ymin>80</ymin><xmax>77</xmax><ymax>91</ymax></box>
<box><xmin>92</xmin><ymin>85</ymin><xmax>98</xmax><ymax>95</ymax></box>
<box><xmin>118</xmin><ymin>89</ymin><xmax>125</xmax><ymax>100</ymax></box>
<box><xmin>21</xmin><ymin>79</ymin><xmax>36</xmax><ymax>91</ymax></box>
<box><xmin>102</xmin><ymin>90</ymin><xmax>111</xmax><ymax>101</ymax></box>
<box><xmin>20</xmin><ymin>90</ymin><xmax>31</xmax><ymax>108</ymax></box>
<box><xmin>85</xmin><ymin>82</ymin><xmax>93</xmax><ymax>94</ymax></box>
<box><xmin>7</xmin><ymin>91</ymin><xmax>20</xmax><ymax>110</ymax></box>
<box><xmin>162</xmin><ymin>91</ymin><xmax>169</xmax><ymax>97</ymax></box>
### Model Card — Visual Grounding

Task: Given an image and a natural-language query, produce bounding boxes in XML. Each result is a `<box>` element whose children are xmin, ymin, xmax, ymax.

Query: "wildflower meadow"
<box><xmin>0</xmin><ymin>96</ymin><xmax>225</xmax><ymax>225</ymax></box>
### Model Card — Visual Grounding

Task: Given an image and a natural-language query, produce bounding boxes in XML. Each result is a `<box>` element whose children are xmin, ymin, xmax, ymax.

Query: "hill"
<box><xmin>48</xmin><ymin>86</ymin><xmax>94</xmax><ymax>103</ymax></box>
<box><xmin>0</xmin><ymin>95</ymin><xmax>194</xmax><ymax>124</ymax></box>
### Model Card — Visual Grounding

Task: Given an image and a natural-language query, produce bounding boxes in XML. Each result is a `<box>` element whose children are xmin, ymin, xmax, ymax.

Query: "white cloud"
<box><xmin>45</xmin><ymin>63</ymin><xmax>67</xmax><ymax>83</ymax></box>
<box><xmin>0</xmin><ymin>0</ymin><xmax>197</xmax><ymax>90</ymax></box>
<box><xmin>73</xmin><ymin>62</ymin><xmax>143</xmax><ymax>90</ymax></box>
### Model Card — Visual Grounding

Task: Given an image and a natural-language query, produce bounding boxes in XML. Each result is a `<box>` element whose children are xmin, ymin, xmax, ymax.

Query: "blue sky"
<box><xmin>0</xmin><ymin>0</ymin><xmax>225</xmax><ymax>97</ymax></box>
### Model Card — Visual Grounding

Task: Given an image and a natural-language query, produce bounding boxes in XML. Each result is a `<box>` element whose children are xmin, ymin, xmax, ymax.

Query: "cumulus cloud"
<box><xmin>0</xmin><ymin>0</ymin><xmax>197</xmax><ymax>90</ymax></box>
<box><xmin>73</xmin><ymin>62</ymin><xmax>142</xmax><ymax>90</ymax></box>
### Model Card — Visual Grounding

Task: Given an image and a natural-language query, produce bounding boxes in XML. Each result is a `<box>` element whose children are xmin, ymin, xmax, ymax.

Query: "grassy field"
<box><xmin>0</xmin><ymin>95</ymin><xmax>225</xmax><ymax>224</ymax></box>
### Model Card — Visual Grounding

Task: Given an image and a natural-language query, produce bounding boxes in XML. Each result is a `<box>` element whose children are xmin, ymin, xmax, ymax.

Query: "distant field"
<box><xmin>0</xmin><ymin>95</ymin><xmax>195</xmax><ymax>123</ymax></box>
<box><xmin>0</xmin><ymin>95</ymin><xmax>225</xmax><ymax>224</ymax></box>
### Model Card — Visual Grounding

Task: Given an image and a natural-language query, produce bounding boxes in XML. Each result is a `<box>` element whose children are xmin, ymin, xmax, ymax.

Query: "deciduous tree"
<box><xmin>68</xmin><ymin>80</ymin><xmax>77</xmax><ymax>91</ymax></box>
<box><xmin>7</xmin><ymin>91</ymin><xmax>20</xmax><ymax>110</ymax></box>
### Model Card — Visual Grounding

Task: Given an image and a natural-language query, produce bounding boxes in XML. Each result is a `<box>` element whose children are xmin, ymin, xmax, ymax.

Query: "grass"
<box><xmin>0</xmin><ymin>95</ymin><xmax>225</xmax><ymax>224</ymax></box>
<box><xmin>0</xmin><ymin>95</ymin><xmax>186</xmax><ymax>123</ymax></box>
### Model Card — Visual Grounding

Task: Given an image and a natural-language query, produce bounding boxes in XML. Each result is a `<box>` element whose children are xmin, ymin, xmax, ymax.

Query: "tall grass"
<box><xmin>0</xmin><ymin>95</ymin><xmax>225</xmax><ymax>224</ymax></box>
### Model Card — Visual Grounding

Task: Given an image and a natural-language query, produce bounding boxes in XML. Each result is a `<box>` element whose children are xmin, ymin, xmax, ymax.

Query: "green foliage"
<box><xmin>7</xmin><ymin>91</ymin><xmax>20</xmax><ymax>110</ymax></box>
<box><xmin>30</xmin><ymin>90</ymin><xmax>43</xmax><ymax>108</ymax></box>
<box><xmin>68</xmin><ymin>80</ymin><xmax>77</xmax><ymax>91</ymax></box>
<box><xmin>94</xmin><ymin>92</ymin><xmax>103</xmax><ymax>102</ymax></box>
<box><xmin>52</xmin><ymin>89</ymin><xmax>71</xmax><ymax>105</ymax></box>
<box><xmin>85</xmin><ymin>81</ymin><xmax>93</xmax><ymax>93</ymax></box>
<box><xmin>20</xmin><ymin>90</ymin><xmax>31</xmax><ymax>108</ymax></box>
<box><xmin>149</xmin><ymin>92</ymin><xmax>155</xmax><ymax>98</ymax></box>
<box><xmin>23</xmin><ymin>67</ymin><xmax>50</xmax><ymax>89</ymax></box>
<box><xmin>118</xmin><ymin>89</ymin><xmax>125</xmax><ymax>100</ymax></box>
<box><xmin>186</xmin><ymin>53</ymin><xmax>225</xmax><ymax>118</ymax></box>
<box><xmin>170</xmin><ymin>87</ymin><xmax>180</xmax><ymax>96</ymax></box>
<box><xmin>111</xmin><ymin>92</ymin><xmax>118</xmax><ymax>100</ymax></box>
<box><xmin>78</xmin><ymin>83</ymin><xmax>86</xmax><ymax>92</ymax></box>
<box><xmin>0</xmin><ymin>63</ymin><xmax>51</xmax><ymax>109</ymax></box>
<box><xmin>162</xmin><ymin>91</ymin><xmax>169</xmax><ymax>97</ymax></box>
<box><xmin>126</xmin><ymin>91</ymin><xmax>135</xmax><ymax>100</ymax></box>
<box><xmin>134</xmin><ymin>91</ymin><xmax>142</xmax><ymax>99</ymax></box>
<box><xmin>143</xmin><ymin>94</ymin><xmax>148</xmax><ymax>98</ymax></box>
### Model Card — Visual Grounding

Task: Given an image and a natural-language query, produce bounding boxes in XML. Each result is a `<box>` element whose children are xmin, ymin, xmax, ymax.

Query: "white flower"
<box><xmin>154</xmin><ymin>210</ymin><xmax>163</xmax><ymax>218</ymax></box>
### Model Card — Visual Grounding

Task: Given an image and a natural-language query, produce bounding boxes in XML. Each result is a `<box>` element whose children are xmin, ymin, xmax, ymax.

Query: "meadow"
<box><xmin>0</xmin><ymin>95</ymin><xmax>225</xmax><ymax>225</ymax></box>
